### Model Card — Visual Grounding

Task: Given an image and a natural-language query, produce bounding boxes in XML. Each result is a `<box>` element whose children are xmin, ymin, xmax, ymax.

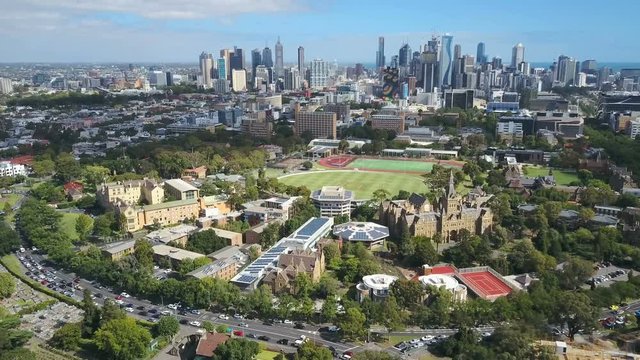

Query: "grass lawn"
<box><xmin>523</xmin><ymin>166</ymin><xmax>580</xmax><ymax>185</ymax></box>
<box><xmin>279</xmin><ymin>171</ymin><xmax>427</xmax><ymax>200</ymax></box>
<box><xmin>256</xmin><ymin>350</ymin><xmax>282</xmax><ymax>360</ymax></box>
<box><xmin>60</xmin><ymin>212</ymin><xmax>80</xmax><ymax>241</ymax></box>
<box><xmin>0</xmin><ymin>194</ymin><xmax>20</xmax><ymax>207</ymax></box>
<box><xmin>347</xmin><ymin>158</ymin><xmax>450</xmax><ymax>173</ymax></box>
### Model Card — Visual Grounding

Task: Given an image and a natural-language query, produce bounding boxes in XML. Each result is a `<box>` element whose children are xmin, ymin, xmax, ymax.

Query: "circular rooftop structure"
<box><xmin>418</xmin><ymin>274</ymin><xmax>460</xmax><ymax>291</ymax></box>
<box><xmin>332</xmin><ymin>222</ymin><xmax>390</xmax><ymax>243</ymax></box>
<box><xmin>361</xmin><ymin>274</ymin><xmax>398</xmax><ymax>291</ymax></box>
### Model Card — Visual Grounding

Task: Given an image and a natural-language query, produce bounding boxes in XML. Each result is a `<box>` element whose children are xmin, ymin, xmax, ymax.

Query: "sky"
<box><xmin>1</xmin><ymin>0</ymin><xmax>639</xmax><ymax>64</ymax></box>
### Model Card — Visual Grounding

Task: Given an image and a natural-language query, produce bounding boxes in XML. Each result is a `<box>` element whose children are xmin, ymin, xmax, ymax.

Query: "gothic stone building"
<box><xmin>379</xmin><ymin>173</ymin><xmax>493</xmax><ymax>242</ymax></box>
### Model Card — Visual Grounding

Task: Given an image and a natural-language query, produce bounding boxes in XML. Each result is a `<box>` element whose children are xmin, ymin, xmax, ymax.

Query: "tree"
<box><xmin>302</xmin><ymin>161</ymin><xmax>313</xmax><ymax>170</ymax></box>
<box><xmin>0</xmin><ymin>273</ymin><xmax>15</xmax><ymax>299</ymax></box>
<box><xmin>155</xmin><ymin>316</ymin><xmax>180</xmax><ymax>339</ymax></box>
<box><xmin>49</xmin><ymin>322</ymin><xmax>81</xmax><ymax>351</ymax></box>
<box><xmin>100</xmin><ymin>299</ymin><xmax>125</xmax><ymax>326</ymax></box>
<box><xmin>93</xmin><ymin>212</ymin><xmax>117</xmax><ymax>237</ymax></box>
<box><xmin>552</xmin><ymin>292</ymin><xmax>599</xmax><ymax>341</ymax></box>
<box><xmin>186</xmin><ymin>229</ymin><xmax>228</xmax><ymax>254</ymax></box>
<box><xmin>81</xmin><ymin>289</ymin><xmax>101</xmax><ymax>336</ymax></box>
<box><xmin>0</xmin><ymin>222</ymin><xmax>20</xmax><ymax>255</ymax></box>
<box><xmin>54</xmin><ymin>153</ymin><xmax>83</xmax><ymax>183</ymax></box>
<box><xmin>75</xmin><ymin>214</ymin><xmax>93</xmax><ymax>242</ymax></box>
<box><xmin>390</xmin><ymin>279</ymin><xmax>424</xmax><ymax>309</ymax></box>
<box><xmin>372</xmin><ymin>188</ymin><xmax>390</xmax><ymax>203</ymax></box>
<box><xmin>94</xmin><ymin>317</ymin><xmax>152</xmax><ymax>360</ymax></box>
<box><xmin>134</xmin><ymin>238</ymin><xmax>154</xmax><ymax>271</ymax></box>
<box><xmin>31</xmin><ymin>159</ymin><xmax>55</xmax><ymax>177</ymax></box>
<box><xmin>411</xmin><ymin>236</ymin><xmax>438</xmax><ymax>266</ymax></box>
<box><xmin>83</xmin><ymin>165</ymin><xmax>110</xmax><ymax>189</ymax></box>
<box><xmin>557</xmin><ymin>257</ymin><xmax>594</xmax><ymax>290</ymax></box>
<box><xmin>322</xmin><ymin>242</ymin><xmax>341</xmax><ymax>268</ymax></box>
<box><xmin>294</xmin><ymin>341</ymin><xmax>333</xmax><ymax>360</ymax></box>
<box><xmin>321</xmin><ymin>296</ymin><xmax>338</xmax><ymax>323</ymax></box>
<box><xmin>212</xmin><ymin>338</ymin><xmax>260</xmax><ymax>360</ymax></box>
<box><xmin>337</xmin><ymin>307</ymin><xmax>367</xmax><ymax>341</ymax></box>
<box><xmin>202</xmin><ymin>320</ymin><xmax>215</xmax><ymax>333</ymax></box>
<box><xmin>0</xmin><ymin>348</ymin><xmax>37</xmax><ymax>360</ymax></box>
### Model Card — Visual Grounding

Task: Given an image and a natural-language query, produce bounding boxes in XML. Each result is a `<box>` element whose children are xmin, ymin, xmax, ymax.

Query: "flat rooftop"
<box><xmin>164</xmin><ymin>178</ymin><xmax>199</xmax><ymax>192</ymax></box>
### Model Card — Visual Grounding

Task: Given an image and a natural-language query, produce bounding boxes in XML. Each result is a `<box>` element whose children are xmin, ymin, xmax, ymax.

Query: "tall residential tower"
<box><xmin>376</xmin><ymin>36</ymin><xmax>385</xmax><ymax>68</ymax></box>
<box><xmin>439</xmin><ymin>34</ymin><xmax>453</xmax><ymax>87</ymax></box>
<box><xmin>275</xmin><ymin>37</ymin><xmax>284</xmax><ymax>79</ymax></box>
<box><xmin>297</xmin><ymin>46</ymin><xmax>305</xmax><ymax>74</ymax></box>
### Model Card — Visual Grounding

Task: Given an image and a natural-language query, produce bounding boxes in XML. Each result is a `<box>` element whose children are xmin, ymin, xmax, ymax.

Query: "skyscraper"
<box><xmin>511</xmin><ymin>43</ymin><xmax>525</xmax><ymax>68</ymax></box>
<box><xmin>298</xmin><ymin>46</ymin><xmax>305</xmax><ymax>74</ymax></box>
<box><xmin>199</xmin><ymin>52</ymin><xmax>213</xmax><ymax>88</ymax></box>
<box><xmin>439</xmin><ymin>34</ymin><xmax>454</xmax><ymax>87</ymax></box>
<box><xmin>230</xmin><ymin>47</ymin><xmax>244</xmax><ymax>71</ymax></box>
<box><xmin>420</xmin><ymin>51</ymin><xmax>439</xmax><ymax>92</ymax></box>
<box><xmin>251</xmin><ymin>49</ymin><xmax>262</xmax><ymax>82</ymax></box>
<box><xmin>217</xmin><ymin>58</ymin><xmax>227</xmax><ymax>81</ymax></box>
<box><xmin>220</xmin><ymin>49</ymin><xmax>232</xmax><ymax>79</ymax></box>
<box><xmin>399</xmin><ymin>43</ymin><xmax>411</xmax><ymax>67</ymax></box>
<box><xmin>453</xmin><ymin>44</ymin><xmax>462</xmax><ymax>62</ymax></box>
<box><xmin>262</xmin><ymin>46</ymin><xmax>273</xmax><ymax>68</ymax></box>
<box><xmin>275</xmin><ymin>37</ymin><xmax>284</xmax><ymax>79</ymax></box>
<box><xmin>376</xmin><ymin>36</ymin><xmax>385</xmax><ymax>68</ymax></box>
<box><xmin>557</xmin><ymin>55</ymin><xmax>577</xmax><ymax>85</ymax></box>
<box><xmin>310</xmin><ymin>59</ymin><xmax>329</xmax><ymax>89</ymax></box>
<box><xmin>476</xmin><ymin>42</ymin><xmax>486</xmax><ymax>65</ymax></box>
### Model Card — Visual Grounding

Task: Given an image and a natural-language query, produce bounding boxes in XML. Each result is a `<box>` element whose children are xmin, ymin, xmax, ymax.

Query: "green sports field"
<box><xmin>346</xmin><ymin>158</ymin><xmax>455</xmax><ymax>173</ymax></box>
<box><xmin>523</xmin><ymin>166</ymin><xmax>580</xmax><ymax>186</ymax></box>
<box><xmin>279</xmin><ymin>171</ymin><xmax>427</xmax><ymax>199</ymax></box>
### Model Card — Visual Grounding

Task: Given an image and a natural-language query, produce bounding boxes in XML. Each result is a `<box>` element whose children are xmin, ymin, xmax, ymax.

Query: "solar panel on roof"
<box><xmin>234</xmin><ymin>275</ymin><xmax>256</xmax><ymax>284</ymax></box>
<box><xmin>297</xmin><ymin>218</ymin><xmax>328</xmax><ymax>237</ymax></box>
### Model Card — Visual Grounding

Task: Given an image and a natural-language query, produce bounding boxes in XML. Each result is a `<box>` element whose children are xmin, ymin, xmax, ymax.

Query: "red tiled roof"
<box><xmin>8</xmin><ymin>155</ymin><xmax>34</xmax><ymax>165</ymax></box>
<box><xmin>195</xmin><ymin>333</ymin><xmax>229</xmax><ymax>357</ymax></box>
<box><xmin>63</xmin><ymin>181</ymin><xmax>84</xmax><ymax>192</ymax></box>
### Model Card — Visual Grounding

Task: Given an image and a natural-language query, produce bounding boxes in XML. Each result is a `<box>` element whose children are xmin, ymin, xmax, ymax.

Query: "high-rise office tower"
<box><xmin>476</xmin><ymin>42</ymin><xmax>486</xmax><ymax>65</ymax></box>
<box><xmin>511</xmin><ymin>43</ymin><xmax>525</xmax><ymax>68</ymax></box>
<box><xmin>220</xmin><ymin>49</ymin><xmax>232</xmax><ymax>79</ymax></box>
<box><xmin>399</xmin><ymin>43</ymin><xmax>411</xmax><ymax>67</ymax></box>
<box><xmin>376</xmin><ymin>36</ymin><xmax>385</xmax><ymax>68</ymax></box>
<box><xmin>492</xmin><ymin>57</ymin><xmax>503</xmax><ymax>70</ymax></box>
<box><xmin>390</xmin><ymin>55</ymin><xmax>399</xmax><ymax>69</ymax></box>
<box><xmin>230</xmin><ymin>47</ymin><xmax>244</xmax><ymax>71</ymax></box>
<box><xmin>439</xmin><ymin>34</ymin><xmax>453</xmax><ymax>87</ymax></box>
<box><xmin>199</xmin><ymin>52</ymin><xmax>214</xmax><ymax>88</ymax></box>
<box><xmin>420</xmin><ymin>51</ymin><xmax>439</xmax><ymax>92</ymax></box>
<box><xmin>297</xmin><ymin>46</ymin><xmax>305</xmax><ymax>74</ymax></box>
<box><xmin>275</xmin><ymin>37</ymin><xmax>284</xmax><ymax>79</ymax></box>
<box><xmin>557</xmin><ymin>55</ymin><xmax>577</xmax><ymax>85</ymax></box>
<box><xmin>581</xmin><ymin>60</ymin><xmax>598</xmax><ymax>73</ymax></box>
<box><xmin>310</xmin><ymin>59</ymin><xmax>329</xmax><ymax>89</ymax></box>
<box><xmin>165</xmin><ymin>71</ymin><xmax>174</xmax><ymax>87</ymax></box>
<box><xmin>231</xmin><ymin>69</ymin><xmax>247</xmax><ymax>92</ymax></box>
<box><xmin>251</xmin><ymin>49</ymin><xmax>262</xmax><ymax>82</ymax></box>
<box><xmin>454</xmin><ymin>44</ymin><xmax>462</xmax><ymax>62</ymax></box>
<box><xmin>284</xmin><ymin>67</ymin><xmax>301</xmax><ymax>90</ymax></box>
<box><xmin>217</xmin><ymin>58</ymin><xmax>227</xmax><ymax>81</ymax></box>
<box><xmin>262</xmin><ymin>46</ymin><xmax>273</xmax><ymax>68</ymax></box>
<box><xmin>427</xmin><ymin>36</ymin><xmax>439</xmax><ymax>53</ymax></box>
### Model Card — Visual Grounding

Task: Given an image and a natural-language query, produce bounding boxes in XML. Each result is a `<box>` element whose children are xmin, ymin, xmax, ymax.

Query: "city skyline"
<box><xmin>2</xmin><ymin>1</ymin><xmax>640</xmax><ymax>64</ymax></box>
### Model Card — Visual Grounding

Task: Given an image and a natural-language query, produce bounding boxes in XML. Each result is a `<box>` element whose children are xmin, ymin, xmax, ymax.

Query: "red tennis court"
<box><xmin>458</xmin><ymin>271</ymin><xmax>512</xmax><ymax>299</ymax></box>
<box><xmin>319</xmin><ymin>155</ymin><xmax>354</xmax><ymax>168</ymax></box>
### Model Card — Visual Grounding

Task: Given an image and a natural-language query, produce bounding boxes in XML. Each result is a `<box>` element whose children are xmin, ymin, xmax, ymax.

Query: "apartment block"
<box><xmin>370</xmin><ymin>114</ymin><xmax>405</xmax><ymax>134</ymax></box>
<box><xmin>294</xmin><ymin>112</ymin><xmax>337</xmax><ymax>139</ymax></box>
<box><xmin>97</xmin><ymin>179</ymin><xmax>164</xmax><ymax>208</ymax></box>
<box><xmin>164</xmin><ymin>179</ymin><xmax>200</xmax><ymax>200</ymax></box>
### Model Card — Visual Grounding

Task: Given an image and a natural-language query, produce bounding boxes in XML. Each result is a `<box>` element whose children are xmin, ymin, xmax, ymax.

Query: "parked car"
<box><xmin>189</xmin><ymin>321</ymin><xmax>201</xmax><ymax>327</ymax></box>
<box><xmin>277</xmin><ymin>339</ymin><xmax>289</xmax><ymax>345</ymax></box>
<box><xmin>233</xmin><ymin>330</ymin><xmax>244</xmax><ymax>337</ymax></box>
<box><xmin>258</xmin><ymin>335</ymin><xmax>270</xmax><ymax>342</ymax></box>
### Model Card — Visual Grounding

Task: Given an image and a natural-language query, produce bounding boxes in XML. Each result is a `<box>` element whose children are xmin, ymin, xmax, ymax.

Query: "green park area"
<box><xmin>256</xmin><ymin>350</ymin><xmax>282</xmax><ymax>360</ymax></box>
<box><xmin>345</xmin><ymin>158</ymin><xmax>458</xmax><ymax>173</ymax></box>
<box><xmin>60</xmin><ymin>212</ymin><xmax>81</xmax><ymax>241</ymax></box>
<box><xmin>523</xmin><ymin>166</ymin><xmax>580</xmax><ymax>186</ymax></box>
<box><xmin>279</xmin><ymin>170</ymin><xmax>427</xmax><ymax>200</ymax></box>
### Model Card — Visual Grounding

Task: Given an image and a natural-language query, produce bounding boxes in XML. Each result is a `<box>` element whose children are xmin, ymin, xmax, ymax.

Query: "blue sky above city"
<box><xmin>1</xmin><ymin>0</ymin><xmax>639</xmax><ymax>64</ymax></box>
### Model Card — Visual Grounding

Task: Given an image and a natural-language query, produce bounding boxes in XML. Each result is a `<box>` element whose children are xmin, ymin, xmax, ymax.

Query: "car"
<box><xmin>148</xmin><ymin>318</ymin><xmax>159</xmax><ymax>323</ymax></box>
<box><xmin>189</xmin><ymin>321</ymin><xmax>201</xmax><ymax>327</ymax></box>
<box><xmin>139</xmin><ymin>311</ymin><xmax>148</xmax><ymax>316</ymax></box>
<box><xmin>167</xmin><ymin>304</ymin><xmax>178</xmax><ymax>310</ymax></box>
<box><xmin>394</xmin><ymin>342</ymin><xmax>408</xmax><ymax>351</ymax></box>
<box><xmin>126</xmin><ymin>303</ymin><xmax>133</xmax><ymax>308</ymax></box>
<box><xmin>161</xmin><ymin>310</ymin><xmax>171</xmax><ymax>316</ymax></box>
<box><xmin>246</xmin><ymin>333</ymin><xmax>257</xmax><ymax>339</ymax></box>
<box><xmin>233</xmin><ymin>330</ymin><xmax>244</xmax><ymax>337</ymax></box>
<box><xmin>25</xmin><ymin>271</ymin><xmax>31</xmax><ymax>276</ymax></box>
<box><xmin>294</xmin><ymin>322</ymin><xmax>305</xmax><ymax>329</ymax></box>
<box><xmin>481</xmin><ymin>332</ymin><xmax>492</xmax><ymax>338</ymax></box>
<box><xmin>148</xmin><ymin>309</ymin><xmax>158</xmax><ymax>314</ymax></box>
<box><xmin>190</xmin><ymin>309</ymin><xmax>201</xmax><ymax>315</ymax></box>
<box><xmin>413</xmin><ymin>341</ymin><xmax>425</xmax><ymax>348</ymax></box>
<box><xmin>233</xmin><ymin>314</ymin><xmax>244</xmax><ymax>319</ymax></box>
<box><xmin>258</xmin><ymin>335</ymin><xmax>270</xmax><ymax>341</ymax></box>
<box><xmin>124</xmin><ymin>307</ymin><xmax>134</xmax><ymax>313</ymax></box>
<box><xmin>31</xmin><ymin>247</ymin><xmax>38</xmax><ymax>252</ymax></box>
<box><xmin>293</xmin><ymin>339</ymin><xmax>304</xmax><ymax>347</ymax></box>
<box><xmin>120</xmin><ymin>292</ymin><xmax>130</xmax><ymax>298</ymax></box>
<box><xmin>179</xmin><ymin>310</ymin><xmax>188</xmax><ymax>316</ymax></box>
<box><xmin>328</xmin><ymin>346</ymin><xmax>337</xmax><ymax>355</ymax></box>
<box><xmin>327</xmin><ymin>326</ymin><xmax>340</xmax><ymax>332</ymax></box>
<box><xmin>343</xmin><ymin>351</ymin><xmax>354</xmax><ymax>357</ymax></box>
<box><xmin>238</xmin><ymin>323</ymin><xmax>249</xmax><ymax>328</ymax></box>
<box><xmin>179</xmin><ymin>319</ymin><xmax>188</xmax><ymax>325</ymax></box>
<box><xmin>19</xmin><ymin>247</ymin><xmax>25</xmax><ymax>253</ymax></box>
<box><xmin>410</xmin><ymin>338</ymin><xmax>421</xmax><ymax>344</ymax></box>
<box><xmin>282</xmin><ymin>319</ymin><xmax>293</xmax><ymax>324</ymax></box>
<box><xmin>277</xmin><ymin>339</ymin><xmax>289</xmax><ymax>345</ymax></box>
<box><xmin>136</xmin><ymin>305</ymin><xmax>145</xmax><ymax>310</ymax></box>
<box><xmin>218</xmin><ymin>314</ymin><xmax>229</xmax><ymax>320</ymax></box>
<box><xmin>115</xmin><ymin>295</ymin><xmax>124</xmax><ymax>301</ymax></box>
<box><xmin>94</xmin><ymin>293</ymin><xmax>103</xmax><ymax>298</ymax></box>
<box><xmin>421</xmin><ymin>335</ymin><xmax>434</xmax><ymax>341</ymax></box>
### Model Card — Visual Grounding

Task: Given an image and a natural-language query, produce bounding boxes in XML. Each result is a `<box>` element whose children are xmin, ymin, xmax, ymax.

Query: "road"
<box><xmin>21</xmin><ymin>250</ymin><xmax>361</xmax><ymax>354</ymax></box>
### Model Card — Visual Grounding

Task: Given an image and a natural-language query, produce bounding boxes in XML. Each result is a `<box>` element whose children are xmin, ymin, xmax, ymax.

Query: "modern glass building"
<box><xmin>439</xmin><ymin>34</ymin><xmax>453</xmax><ymax>87</ymax></box>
